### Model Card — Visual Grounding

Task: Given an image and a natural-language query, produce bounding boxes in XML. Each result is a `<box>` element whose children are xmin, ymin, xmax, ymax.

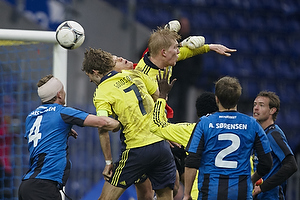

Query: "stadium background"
<box><xmin>0</xmin><ymin>0</ymin><xmax>299</xmax><ymax>199</ymax></box>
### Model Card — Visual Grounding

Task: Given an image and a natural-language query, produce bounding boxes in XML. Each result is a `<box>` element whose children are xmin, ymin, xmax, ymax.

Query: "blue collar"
<box><xmin>100</xmin><ymin>70</ymin><xmax>118</xmax><ymax>84</ymax></box>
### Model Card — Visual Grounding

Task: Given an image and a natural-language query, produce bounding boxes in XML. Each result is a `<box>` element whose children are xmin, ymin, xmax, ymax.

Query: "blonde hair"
<box><xmin>148</xmin><ymin>27</ymin><xmax>181</xmax><ymax>57</ymax></box>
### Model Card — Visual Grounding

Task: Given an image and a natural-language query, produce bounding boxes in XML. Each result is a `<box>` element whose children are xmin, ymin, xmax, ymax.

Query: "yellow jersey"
<box><xmin>135</xmin><ymin>45</ymin><xmax>210</xmax><ymax>83</ymax></box>
<box><xmin>93</xmin><ymin>70</ymin><xmax>163</xmax><ymax>149</ymax></box>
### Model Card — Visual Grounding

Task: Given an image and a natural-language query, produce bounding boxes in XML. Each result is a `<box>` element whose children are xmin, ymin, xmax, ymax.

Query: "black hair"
<box><xmin>196</xmin><ymin>92</ymin><xmax>218</xmax><ymax>117</ymax></box>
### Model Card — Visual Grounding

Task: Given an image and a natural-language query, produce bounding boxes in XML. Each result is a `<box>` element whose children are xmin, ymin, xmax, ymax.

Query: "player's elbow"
<box><xmin>284</xmin><ymin>154</ymin><xmax>298</xmax><ymax>175</ymax></box>
<box><xmin>290</xmin><ymin>157</ymin><xmax>298</xmax><ymax>175</ymax></box>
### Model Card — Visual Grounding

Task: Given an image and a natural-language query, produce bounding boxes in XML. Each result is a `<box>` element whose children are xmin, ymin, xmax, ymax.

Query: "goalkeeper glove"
<box><xmin>180</xmin><ymin>36</ymin><xmax>205</xmax><ymax>49</ymax></box>
<box><xmin>164</xmin><ymin>20</ymin><xmax>181</xmax><ymax>33</ymax></box>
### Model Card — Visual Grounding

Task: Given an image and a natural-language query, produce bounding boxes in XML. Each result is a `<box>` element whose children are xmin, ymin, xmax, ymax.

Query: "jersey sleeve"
<box><xmin>60</xmin><ymin>107</ymin><xmax>89</xmax><ymax>127</ymax></box>
<box><xmin>267</xmin><ymin>130</ymin><xmax>294</xmax><ymax>162</ymax></box>
<box><xmin>152</xmin><ymin>98</ymin><xmax>195</xmax><ymax>146</ymax></box>
<box><xmin>253</xmin><ymin>122</ymin><xmax>272</xmax><ymax>155</ymax></box>
<box><xmin>185</xmin><ymin>120</ymin><xmax>204</xmax><ymax>154</ymax></box>
<box><xmin>93</xmin><ymin>89</ymin><xmax>113</xmax><ymax>116</ymax></box>
<box><xmin>177</xmin><ymin>44</ymin><xmax>210</xmax><ymax>61</ymax></box>
<box><xmin>185</xmin><ymin>120</ymin><xmax>204</xmax><ymax>169</ymax></box>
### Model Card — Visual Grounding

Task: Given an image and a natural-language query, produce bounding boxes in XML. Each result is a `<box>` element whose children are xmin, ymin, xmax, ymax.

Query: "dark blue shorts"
<box><xmin>109</xmin><ymin>140</ymin><xmax>176</xmax><ymax>190</ymax></box>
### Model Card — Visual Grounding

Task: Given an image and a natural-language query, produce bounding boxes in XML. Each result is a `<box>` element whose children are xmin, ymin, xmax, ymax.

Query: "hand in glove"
<box><xmin>164</xmin><ymin>20</ymin><xmax>181</xmax><ymax>33</ymax></box>
<box><xmin>180</xmin><ymin>36</ymin><xmax>205</xmax><ymax>49</ymax></box>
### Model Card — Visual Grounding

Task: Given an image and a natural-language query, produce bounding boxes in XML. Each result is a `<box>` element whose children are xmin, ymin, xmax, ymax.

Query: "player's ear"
<box><xmin>215</xmin><ymin>96</ymin><xmax>219</xmax><ymax>104</ymax></box>
<box><xmin>57</xmin><ymin>90</ymin><xmax>62</xmax><ymax>99</ymax></box>
<box><xmin>161</xmin><ymin>49</ymin><xmax>167</xmax><ymax>57</ymax></box>
<box><xmin>270</xmin><ymin>107</ymin><xmax>277</xmax><ymax>115</ymax></box>
<box><xmin>92</xmin><ymin>69</ymin><xmax>101</xmax><ymax>76</ymax></box>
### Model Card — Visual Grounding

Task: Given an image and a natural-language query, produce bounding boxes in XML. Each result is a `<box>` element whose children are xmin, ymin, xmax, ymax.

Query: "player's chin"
<box><xmin>128</xmin><ymin>62</ymin><xmax>134</xmax><ymax>69</ymax></box>
<box><xmin>170</xmin><ymin>61</ymin><xmax>177</xmax><ymax>66</ymax></box>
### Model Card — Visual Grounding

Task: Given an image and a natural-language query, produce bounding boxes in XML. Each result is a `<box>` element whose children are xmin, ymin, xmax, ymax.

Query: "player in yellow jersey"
<box><xmin>134</xmin><ymin>27</ymin><xmax>237</xmax><ymax>84</ymax></box>
<box><xmin>82</xmin><ymin>48</ymin><xmax>177</xmax><ymax>200</ymax></box>
<box><xmin>153</xmin><ymin>69</ymin><xmax>219</xmax><ymax>199</ymax></box>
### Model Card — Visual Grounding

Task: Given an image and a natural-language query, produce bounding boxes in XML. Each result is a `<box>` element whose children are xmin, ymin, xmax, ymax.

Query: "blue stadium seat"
<box><xmin>213</xmin><ymin>11</ymin><xmax>230</xmax><ymax>28</ymax></box>
<box><xmin>234</xmin><ymin>33</ymin><xmax>252</xmax><ymax>53</ymax></box>
<box><xmin>220</xmin><ymin>58</ymin><xmax>236</xmax><ymax>76</ymax></box>
<box><xmin>269</xmin><ymin>35</ymin><xmax>287</xmax><ymax>54</ymax></box>
<box><xmin>236</xmin><ymin>57</ymin><xmax>255</xmax><ymax>77</ymax></box>
<box><xmin>202</xmin><ymin>55</ymin><xmax>217</xmax><ymax>74</ymax></box>
<box><xmin>249</xmin><ymin>0</ymin><xmax>265</xmax><ymax>9</ymax></box>
<box><xmin>241</xmin><ymin>79</ymin><xmax>260</xmax><ymax>98</ymax></box>
<box><xmin>250</xmin><ymin>15</ymin><xmax>265</xmax><ymax>30</ymax></box>
<box><xmin>260</xmin><ymin>80</ymin><xmax>277</xmax><ymax>93</ymax></box>
<box><xmin>252</xmin><ymin>35</ymin><xmax>269</xmax><ymax>54</ymax></box>
<box><xmin>231</xmin><ymin>13</ymin><xmax>248</xmax><ymax>29</ymax></box>
<box><xmin>277</xmin><ymin>82</ymin><xmax>297</xmax><ymax>103</ymax></box>
<box><xmin>136</xmin><ymin>7</ymin><xmax>154</xmax><ymax>25</ymax></box>
<box><xmin>283</xmin><ymin>109</ymin><xmax>300</xmax><ymax>127</ymax></box>
<box><xmin>289</xmin><ymin>37</ymin><xmax>300</xmax><ymax>57</ymax></box>
<box><xmin>255</xmin><ymin>58</ymin><xmax>274</xmax><ymax>78</ymax></box>
<box><xmin>275</xmin><ymin>59</ymin><xmax>297</xmax><ymax>80</ymax></box>
<box><xmin>275</xmin><ymin>111</ymin><xmax>285</xmax><ymax>126</ymax></box>
<box><xmin>217</xmin><ymin>34</ymin><xmax>232</xmax><ymax>47</ymax></box>
<box><xmin>155</xmin><ymin>8</ymin><xmax>172</xmax><ymax>25</ymax></box>
<box><xmin>192</xmin><ymin>12</ymin><xmax>212</xmax><ymax>29</ymax></box>
<box><xmin>266</xmin><ymin>15</ymin><xmax>282</xmax><ymax>32</ymax></box>
<box><xmin>286</xmin><ymin>19</ymin><xmax>300</xmax><ymax>32</ymax></box>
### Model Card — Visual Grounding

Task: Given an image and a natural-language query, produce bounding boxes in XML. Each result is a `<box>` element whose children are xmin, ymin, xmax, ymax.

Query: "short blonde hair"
<box><xmin>148</xmin><ymin>27</ymin><xmax>181</xmax><ymax>57</ymax></box>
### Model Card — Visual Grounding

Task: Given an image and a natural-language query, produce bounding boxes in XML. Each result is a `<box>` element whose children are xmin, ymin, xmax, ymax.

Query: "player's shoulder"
<box><xmin>135</xmin><ymin>56</ymin><xmax>146</xmax><ymax>69</ymax></box>
<box><xmin>60</xmin><ymin>105</ymin><xmax>85</xmax><ymax>114</ymax></box>
<box><xmin>122</xmin><ymin>69</ymin><xmax>147</xmax><ymax>78</ymax></box>
<box><xmin>268</xmin><ymin>124</ymin><xmax>285</xmax><ymax>136</ymax></box>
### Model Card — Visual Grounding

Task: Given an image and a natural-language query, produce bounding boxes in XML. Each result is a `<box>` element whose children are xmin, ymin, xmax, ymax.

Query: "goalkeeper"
<box><xmin>135</xmin><ymin>21</ymin><xmax>236</xmax><ymax>120</ymax></box>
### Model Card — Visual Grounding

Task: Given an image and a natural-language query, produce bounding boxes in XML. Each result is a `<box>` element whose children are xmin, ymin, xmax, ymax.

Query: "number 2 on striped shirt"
<box><xmin>215</xmin><ymin>133</ymin><xmax>240</xmax><ymax>168</ymax></box>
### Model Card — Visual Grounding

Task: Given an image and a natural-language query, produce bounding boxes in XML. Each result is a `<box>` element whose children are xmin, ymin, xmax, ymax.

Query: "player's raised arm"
<box><xmin>156</xmin><ymin>69</ymin><xmax>176</xmax><ymax>100</ymax></box>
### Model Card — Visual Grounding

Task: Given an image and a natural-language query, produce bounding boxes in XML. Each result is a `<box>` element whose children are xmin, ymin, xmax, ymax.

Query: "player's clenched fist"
<box><xmin>164</xmin><ymin>20</ymin><xmax>181</xmax><ymax>32</ymax></box>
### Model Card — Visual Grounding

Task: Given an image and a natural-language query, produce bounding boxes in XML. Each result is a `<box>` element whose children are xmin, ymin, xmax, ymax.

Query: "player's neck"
<box><xmin>218</xmin><ymin>104</ymin><xmax>237</xmax><ymax>112</ymax></box>
<box><xmin>259</xmin><ymin>118</ymin><xmax>274</xmax><ymax>130</ymax></box>
<box><xmin>149</xmin><ymin>56</ymin><xmax>166</xmax><ymax>69</ymax></box>
<box><xmin>219</xmin><ymin>108</ymin><xmax>237</xmax><ymax>112</ymax></box>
